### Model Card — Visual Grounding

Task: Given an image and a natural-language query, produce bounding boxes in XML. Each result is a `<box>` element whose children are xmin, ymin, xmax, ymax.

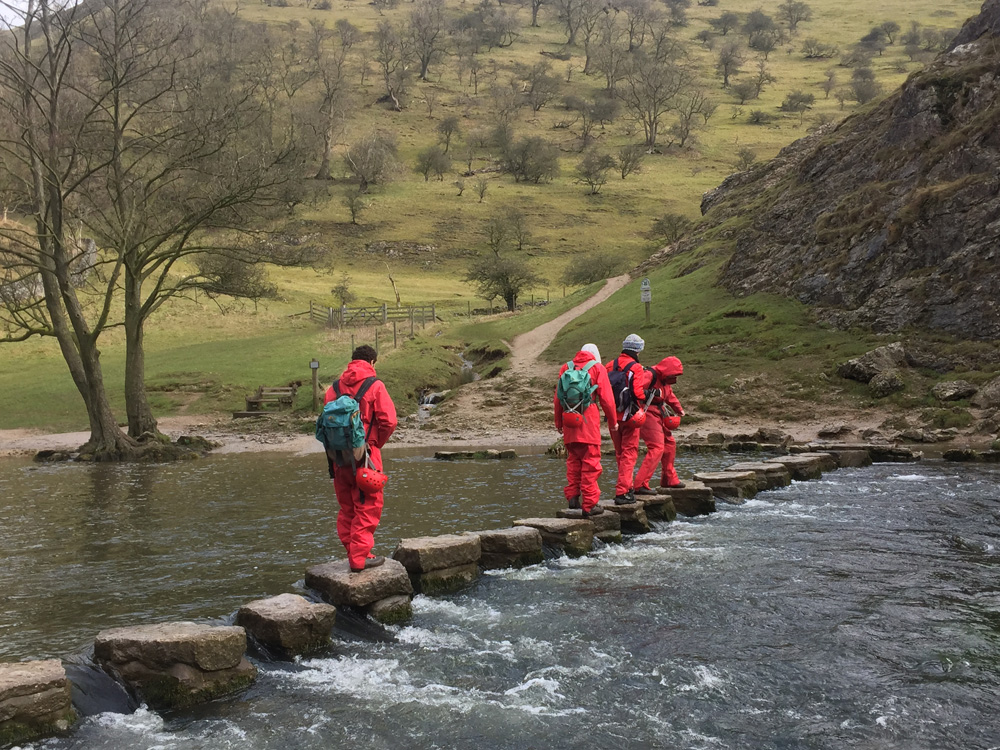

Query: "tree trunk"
<box><xmin>315</xmin><ymin>126</ymin><xmax>333</xmax><ymax>180</ymax></box>
<box><xmin>124</xmin><ymin>274</ymin><xmax>157</xmax><ymax>438</ymax></box>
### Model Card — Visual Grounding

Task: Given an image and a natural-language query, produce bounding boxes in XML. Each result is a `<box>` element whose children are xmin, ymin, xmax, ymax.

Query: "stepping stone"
<box><xmin>467</xmin><ymin>527</ymin><xmax>544</xmax><ymax>569</ymax></box>
<box><xmin>692</xmin><ymin>471</ymin><xmax>759</xmax><ymax>502</ymax></box>
<box><xmin>393</xmin><ymin>534</ymin><xmax>482</xmax><ymax>595</ymax></box>
<box><xmin>635</xmin><ymin>493</ymin><xmax>677</xmax><ymax>522</ymax></box>
<box><xmin>236</xmin><ymin>594</ymin><xmax>336</xmax><ymax>657</ymax></box>
<box><xmin>725</xmin><ymin>462</ymin><xmax>792</xmax><ymax>490</ymax></box>
<box><xmin>513</xmin><ymin>517</ymin><xmax>594</xmax><ymax>557</ymax></box>
<box><xmin>596</xmin><ymin>501</ymin><xmax>651</xmax><ymax>534</ymax></box>
<box><xmin>305</xmin><ymin>558</ymin><xmax>414</xmax><ymax>609</ymax></box>
<box><xmin>0</xmin><ymin>660</ymin><xmax>75</xmax><ymax>747</ymax></box>
<box><xmin>93</xmin><ymin>623</ymin><xmax>256</xmax><ymax>710</ymax></box>
<box><xmin>764</xmin><ymin>454</ymin><xmax>827</xmax><ymax>481</ymax></box>
<box><xmin>791</xmin><ymin>452</ymin><xmax>838</xmax><ymax>472</ymax></box>
<box><xmin>556</xmin><ymin>508</ymin><xmax>623</xmax><ymax>544</ymax></box>
<box><xmin>365</xmin><ymin>595</ymin><xmax>413</xmax><ymax>625</ymax></box>
<box><xmin>656</xmin><ymin>482</ymin><xmax>716</xmax><ymax>516</ymax></box>
<box><xmin>434</xmin><ymin>450</ymin><xmax>516</xmax><ymax>460</ymax></box>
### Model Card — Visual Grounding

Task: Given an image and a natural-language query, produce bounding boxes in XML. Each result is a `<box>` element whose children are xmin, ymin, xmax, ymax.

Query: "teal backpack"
<box><xmin>316</xmin><ymin>376</ymin><xmax>377</xmax><ymax>466</ymax></box>
<box><xmin>557</xmin><ymin>360</ymin><xmax>599</xmax><ymax>415</ymax></box>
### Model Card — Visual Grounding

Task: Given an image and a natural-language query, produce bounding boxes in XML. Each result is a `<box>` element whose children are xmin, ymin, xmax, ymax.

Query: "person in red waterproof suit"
<box><xmin>634</xmin><ymin>356</ymin><xmax>686</xmax><ymax>495</ymax></box>
<box><xmin>324</xmin><ymin>345</ymin><xmax>398</xmax><ymax>573</ymax></box>
<box><xmin>606</xmin><ymin>333</ymin><xmax>649</xmax><ymax>504</ymax></box>
<box><xmin>554</xmin><ymin>343</ymin><xmax>619</xmax><ymax>517</ymax></box>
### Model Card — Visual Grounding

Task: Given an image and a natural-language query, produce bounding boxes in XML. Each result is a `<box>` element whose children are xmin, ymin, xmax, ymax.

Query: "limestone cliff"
<box><xmin>658</xmin><ymin>0</ymin><xmax>1000</xmax><ymax>340</ymax></box>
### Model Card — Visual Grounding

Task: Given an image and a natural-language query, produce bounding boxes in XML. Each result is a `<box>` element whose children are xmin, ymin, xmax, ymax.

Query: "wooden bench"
<box><xmin>244</xmin><ymin>385</ymin><xmax>298</xmax><ymax>412</ymax></box>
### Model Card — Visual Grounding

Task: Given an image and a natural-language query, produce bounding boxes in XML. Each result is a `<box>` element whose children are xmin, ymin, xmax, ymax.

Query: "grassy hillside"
<box><xmin>0</xmin><ymin>0</ymin><xmax>986</xmax><ymax>432</ymax></box>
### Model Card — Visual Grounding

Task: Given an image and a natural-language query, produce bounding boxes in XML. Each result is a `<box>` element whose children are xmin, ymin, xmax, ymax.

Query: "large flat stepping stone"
<box><xmin>465</xmin><ymin>527</ymin><xmax>544</xmax><ymax>569</ymax></box>
<box><xmin>635</xmin><ymin>493</ymin><xmax>677</xmax><ymax>522</ymax></box>
<box><xmin>595</xmin><ymin>502</ymin><xmax>651</xmax><ymax>534</ymax></box>
<box><xmin>764</xmin><ymin>454</ymin><xmax>827</xmax><ymax>481</ymax></box>
<box><xmin>802</xmin><ymin>443</ymin><xmax>876</xmax><ymax>467</ymax></box>
<box><xmin>692</xmin><ymin>471</ymin><xmax>759</xmax><ymax>502</ymax></box>
<box><xmin>305</xmin><ymin>558</ymin><xmax>413</xmax><ymax>609</ymax></box>
<box><xmin>392</xmin><ymin>534</ymin><xmax>482</xmax><ymax>595</ymax></box>
<box><xmin>790</xmin><ymin>452</ymin><xmax>838</xmax><ymax>472</ymax></box>
<box><xmin>393</xmin><ymin>534</ymin><xmax>481</xmax><ymax>573</ymax></box>
<box><xmin>236</xmin><ymin>594</ymin><xmax>336</xmax><ymax>657</ymax></box>
<box><xmin>657</xmin><ymin>483</ymin><xmax>716</xmax><ymax>516</ymax></box>
<box><xmin>556</xmin><ymin>508</ymin><xmax>623</xmax><ymax>544</ymax></box>
<box><xmin>94</xmin><ymin>623</ymin><xmax>256</xmax><ymax>709</ymax></box>
<box><xmin>725</xmin><ymin>462</ymin><xmax>792</xmax><ymax>490</ymax></box>
<box><xmin>0</xmin><ymin>660</ymin><xmax>75</xmax><ymax>747</ymax></box>
<box><xmin>513</xmin><ymin>517</ymin><xmax>594</xmax><ymax>557</ymax></box>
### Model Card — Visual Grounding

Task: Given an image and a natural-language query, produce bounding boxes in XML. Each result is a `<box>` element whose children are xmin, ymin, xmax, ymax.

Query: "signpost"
<box><xmin>310</xmin><ymin>358</ymin><xmax>320</xmax><ymax>412</ymax></box>
<box><xmin>640</xmin><ymin>278</ymin><xmax>651</xmax><ymax>322</ymax></box>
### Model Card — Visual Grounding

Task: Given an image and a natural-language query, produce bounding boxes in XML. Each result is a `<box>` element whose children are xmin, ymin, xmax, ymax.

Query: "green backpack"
<box><xmin>557</xmin><ymin>360</ymin><xmax>599</xmax><ymax>415</ymax></box>
<box><xmin>315</xmin><ymin>376</ymin><xmax>377</xmax><ymax>466</ymax></box>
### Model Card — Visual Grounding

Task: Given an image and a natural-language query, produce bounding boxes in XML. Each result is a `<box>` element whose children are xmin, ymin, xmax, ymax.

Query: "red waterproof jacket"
<box><xmin>647</xmin><ymin>356</ymin><xmax>684</xmax><ymax>418</ymax></box>
<box><xmin>554</xmin><ymin>350</ymin><xmax>618</xmax><ymax>445</ymax></box>
<box><xmin>324</xmin><ymin>359</ymin><xmax>398</xmax><ymax>449</ymax></box>
<box><xmin>606</xmin><ymin>352</ymin><xmax>648</xmax><ymax>415</ymax></box>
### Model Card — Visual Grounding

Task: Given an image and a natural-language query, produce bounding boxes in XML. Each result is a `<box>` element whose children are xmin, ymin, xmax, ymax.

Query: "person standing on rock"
<box><xmin>634</xmin><ymin>356</ymin><xmax>686</xmax><ymax>495</ymax></box>
<box><xmin>554</xmin><ymin>343</ymin><xmax>618</xmax><ymax>517</ymax></box>
<box><xmin>606</xmin><ymin>334</ymin><xmax>649</xmax><ymax>504</ymax></box>
<box><xmin>324</xmin><ymin>345</ymin><xmax>397</xmax><ymax>573</ymax></box>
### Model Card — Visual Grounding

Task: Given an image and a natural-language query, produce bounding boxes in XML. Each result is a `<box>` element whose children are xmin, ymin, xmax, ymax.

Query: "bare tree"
<box><xmin>310</xmin><ymin>18</ymin><xmax>357</xmax><ymax>179</ymax></box>
<box><xmin>552</xmin><ymin>0</ymin><xmax>586</xmax><ymax>45</ymax></box>
<box><xmin>409</xmin><ymin>0</ymin><xmax>448</xmax><ymax>81</ymax></box>
<box><xmin>344</xmin><ymin>129</ymin><xmax>400</xmax><ymax>191</ymax></box>
<box><xmin>669</xmin><ymin>89</ymin><xmax>716</xmax><ymax>147</ymax></box>
<box><xmin>342</xmin><ymin>189</ymin><xmax>368</xmax><ymax>224</ymax></box>
<box><xmin>777</xmin><ymin>0</ymin><xmax>812</xmax><ymax>33</ymax></box>
<box><xmin>576</xmin><ymin>150</ymin><xmax>616</xmax><ymax>194</ymax></box>
<box><xmin>475</xmin><ymin>176</ymin><xmax>490</xmax><ymax>202</ymax></box>
<box><xmin>617</xmin><ymin>144</ymin><xmax>646</xmax><ymax>179</ymax></box>
<box><xmin>716</xmin><ymin>41</ymin><xmax>745</xmax><ymax>87</ymax></box>
<box><xmin>374</xmin><ymin>19</ymin><xmax>412</xmax><ymax>110</ymax></box>
<box><xmin>437</xmin><ymin>115</ymin><xmax>462</xmax><ymax>152</ymax></box>
<box><xmin>617</xmin><ymin>51</ymin><xmax>691</xmax><ymax>149</ymax></box>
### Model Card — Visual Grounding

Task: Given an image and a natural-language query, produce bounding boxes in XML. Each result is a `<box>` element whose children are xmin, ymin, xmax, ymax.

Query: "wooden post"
<box><xmin>468</xmin><ymin>300</ymin><xmax>471</xmax><ymax>318</ymax></box>
<box><xmin>382</xmin><ymin>303</ymin><xmax>387</xmax><ymax>324</ymax></box>
<box><xmin>393</xmin><ymin>321</ymin><xmax>398</xmax><ymax>349</ymax></box>
<box><xmin>410</xmin><ymin>308</ymin><xmax>414</xmax><ymax>337</ymax></box>
<box><xmin>431</xmin><ymin>303</ymin><xmax>436</xmax><ymax>323</ymax></box>
<box><xmin>351</xmin><ymin>333</ymin><xmax>355</xmax><ymax>354</ymax></box>
<box><xmin>375</xmin><ymin>329</ymin><xmax>379</xmax><ymax>354</ymax></box>
<box><xmin>421</xmin><ymin>307</ymin><xmax>426</xmax><ymax>329</ymax></box>
<box><xmin>645</xmin><ymin>301</ymin><xmax>651</xmax><ymax>323</ymax></box>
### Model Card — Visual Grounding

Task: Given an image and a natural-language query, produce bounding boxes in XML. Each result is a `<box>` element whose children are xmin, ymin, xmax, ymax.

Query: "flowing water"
<box><xmin>2</xmin><ymin>450</ymin><xmax>1000</xmax><ymax>749</ymax></box>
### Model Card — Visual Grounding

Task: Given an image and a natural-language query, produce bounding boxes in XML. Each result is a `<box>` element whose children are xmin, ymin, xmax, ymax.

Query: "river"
<box><xmin>2</xmin><ymin>451</ymin><xmax>999</xmax><ymax>748</ymax></box>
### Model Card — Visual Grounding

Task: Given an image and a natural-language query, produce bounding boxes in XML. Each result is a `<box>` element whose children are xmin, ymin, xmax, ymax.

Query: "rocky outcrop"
<box><xmin>971</xmin><ymin>376</ymin><xmax>1000</xmax><ymax>407</ymax></box>
<box><xmin>236</xmin><ymin>594</ymin><xmax>336</xmax><ymax>657</ymax></box>
<box><xmin>0</xmin><ymin>660</ymin><xmax>75</xmax><ymax>747</ymax></box>
<box><xmin>932</xmin><ymin>380</ymin><xmax>979</xmax><ymax>401</ymax></box>
<box><xmin>93</xmin><ymin>623</ymin><xmax>256</xmax><ymax>709</ymax></box>
<box><xmin>837</xmin><ymin>343</ymin><xmax>907</xmax><ymax>383</ymax></box>
<box><xmin>650</xmin><ymin>0</ymin><xmax>1000</xmax><ymax>341</ymax></box>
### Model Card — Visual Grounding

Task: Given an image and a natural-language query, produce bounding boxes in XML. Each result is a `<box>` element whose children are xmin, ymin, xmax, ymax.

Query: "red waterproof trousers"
<box><xmin>333</xmin><ymin>445</ymin><xmax>385</xmax><ymax>571</ymax></box>
<box><xmin>564</xmin><ymin>442</ymin><xmax>603</xmax><ymax>512</ymax></box>
<box><xmin>610</xmin><ymin>419</ymin><xmax>642</xmax><ymax>496</ymax></box>
<box><xmin>635</xmin><ymin>419</ymin><xmax>680</xmax><ymax>488</ymax></box>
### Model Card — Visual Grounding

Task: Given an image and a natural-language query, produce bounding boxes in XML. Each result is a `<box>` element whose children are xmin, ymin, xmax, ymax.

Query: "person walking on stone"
<box><xmin>635</xmin><ymin>356</ymin><xmax>686</xmax><ymax>495</ymax></box>
<box><xmin>554</xmin><ymin>343</ymin><xmax>618</xmax><ymax>517</ymax></box>
<box><xmin>606</xmin><ymin>334</ymin><xmax>649</xmax><ymax>504</ymax></box>
<box><xmin>323</xmin><ymin>345</ymin><xmax>397</xmax><ymax>573</ymax></box>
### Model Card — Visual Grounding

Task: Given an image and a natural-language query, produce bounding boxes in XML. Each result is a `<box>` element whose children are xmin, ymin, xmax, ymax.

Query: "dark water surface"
<box><xmin>2</xmin><ymin>452</ymin><xmax>1000</xmax><ymax>749</ymax></box>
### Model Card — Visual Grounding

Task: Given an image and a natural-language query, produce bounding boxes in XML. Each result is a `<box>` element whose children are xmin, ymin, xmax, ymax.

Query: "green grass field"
<box><xmin>0</xmin><ymin>0</ymin><xmax>986</xmax><ymax>432</ymax></box>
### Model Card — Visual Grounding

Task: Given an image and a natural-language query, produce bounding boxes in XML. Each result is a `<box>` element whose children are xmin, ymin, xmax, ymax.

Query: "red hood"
<box><xmin>652</xmin><ymin>356</ymin><xmax>683</xmax><ymax>379</ymax></box>
<box><xmin>572</xmin><ymin>350</ymin><xmax>598</xmax><ymax>367</ymax></box>
<box><xmin>339</xmin><ymin>359</ymin><xmax>378</xmax><ymax>390</ymax></box>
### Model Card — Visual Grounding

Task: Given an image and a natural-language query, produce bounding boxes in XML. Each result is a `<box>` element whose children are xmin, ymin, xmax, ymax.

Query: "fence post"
<box><xmin>393</xmin><ymin>321</ymin><xmax>397</xmax><ymax>349</ymax></box>
<box><xmin>351</xmin><ymin>333</ymin><xmax>355</xmax><ymax>354</ymax></box>
<box><xmin>410</xmin><ymin>308</ymin><xmax>414</xmax><ymax>337</ymax></box>
<box><xmin>431</xmin><ymin>303</ymin><xmax>436</xmax><ymax>323</ymax></box>
<box><xmin>375</xmin><ymin>329</ymin><xmax>379</xmax><ymax>354</ymax></box>
<box><xmin>382</xmin><ymin>303</ymin><xmax>387</xmax><ymax>324</ymax></box>
<box><xmin>421</xmin><ymin>306</ymin><xmax>426</xmax><ymax>329</ymax></box>
<box><xmin>468</xmin><ymin>300</ymin><xmax>471</xmax><ymax>318</ymax></box>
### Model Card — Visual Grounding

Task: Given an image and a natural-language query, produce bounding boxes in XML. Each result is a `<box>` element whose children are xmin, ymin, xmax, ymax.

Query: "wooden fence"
<box><xmin>305</xmin><ymin>301</ymin><xmax>437</xmax><ymax>329</ymax></box>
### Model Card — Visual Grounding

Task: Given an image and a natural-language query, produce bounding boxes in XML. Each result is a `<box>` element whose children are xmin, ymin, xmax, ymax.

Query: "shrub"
<box><xmin>560</xmin><ymin>251</ymin><xmax>628</xmax><ymax>285</ymax></box>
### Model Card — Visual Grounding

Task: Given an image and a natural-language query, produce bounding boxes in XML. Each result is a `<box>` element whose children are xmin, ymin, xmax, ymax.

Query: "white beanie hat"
<box><xmin>622</xmin><ymin>333</ymin><xmax>645</xmax><ymax>353</ymax></box>
<box><xmin>581</xmin><ymin>343</ymin><xmax>601</xmax><ymax>362</ymax></box>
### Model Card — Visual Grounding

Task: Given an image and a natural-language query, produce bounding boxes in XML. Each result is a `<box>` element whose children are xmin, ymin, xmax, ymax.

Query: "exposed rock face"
<box><xmin>869</xmin><ymin>369</ymin><xmax>906</xmax><ymax>398</ymax></box>
<box><xmin>649</xmin><ymin>0</ymin><xmax>1000</xmax><ymax>341</ymax></box>
<box><xmin>0</xmin><ymin>660</ymin><xmax>75</xmax><ymax>747</ymax></box>
<box><xmin>93</xmin><ymin>623</ymin><xmax>256</xmax><ymax>709</ymax></box>
<box><xmin>236</xmin><ymin>594</ymin><xmax>336</xmax><ymax>656</ymax></box>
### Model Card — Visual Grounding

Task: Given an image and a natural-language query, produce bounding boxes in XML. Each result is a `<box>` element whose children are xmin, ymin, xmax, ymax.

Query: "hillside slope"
<box><xmin>648</xmin><ymin>0</ymin><xmax>1000</xmax><ymax>341</ymax></box>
